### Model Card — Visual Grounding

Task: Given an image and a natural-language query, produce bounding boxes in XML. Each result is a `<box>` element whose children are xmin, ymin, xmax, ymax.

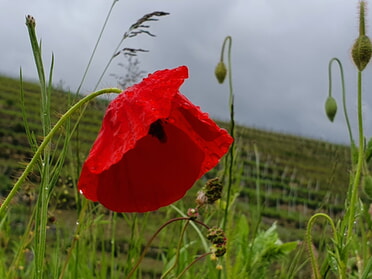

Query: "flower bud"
<box><xmin>325</xmin><ymin>96</ymin><xmax>337</xmax><ymax>122</ymax></box>
<box><xmin>215</xmin><ymin>61</ymin><xmax>227</xmax><ymax>84</ymax></box>
<box><xmin>25</xmin><ymin>15</ymin><xmax>36</xmax><ymax>28</ymax></box>
<box><xmin>352</xmin><ymin>35</ymin><xmax>372</xmax><ymax>71</ymax></box>
<box><xmin>216</xmin><ymin>264</ymin><xmax>223</xmax><ymax>270</ymax></box>
<box><xmin>352</xmin><ymin>1</ymin><xmax>372</xmax><ymax>71</ymax></box>
<box><xmin>187</xmin><ymin>208</ymin><xmax>199</xmax><ymax>219</ymax></box>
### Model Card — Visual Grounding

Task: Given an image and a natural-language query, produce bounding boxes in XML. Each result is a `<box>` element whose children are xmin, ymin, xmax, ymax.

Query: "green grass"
<box><xmin>2</xmin><ymin>3</ymin><xmax>371</xmax><ymax>277</ymax></box>
<box><xmin>0</xmin><ymin>74</ymin><xmax>354</xmax><ymax>277</ymax></box>
<box><xmin>0</xmin><ymin>74</ymin><xmax>351</xmax><ymax>232</ymax></box>
<box><xmin>0</xmin><ymin>71</ymin><xmax>368</xmax><ymax>278</ymax></box>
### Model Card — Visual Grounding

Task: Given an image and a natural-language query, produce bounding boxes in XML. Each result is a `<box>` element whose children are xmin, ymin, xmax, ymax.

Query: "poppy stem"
<box><xmin>219</xmin><ymin>36</ymin><xmax>235</xmax><ymax>231</ymax></box>
<box><xmin>125</xmin><ymin>217</ymin><xmax>188</xmax><ymax>279</ymax></box>
<box><xmin>125</xmin><ymin>217</ymin><xmax>210</xmax><ymax>279</ymax></box>
<box><xmin>175</xmin><ymin>252</ymin><xmax>213</xmax><ymax>279</ymax></box>
<box><xmin>305</xmin><ymin>213</ymin><xmax>338</xmax><ymax>279</ymax></box>
<box><xmin>327</xmin><ymin>58</ymin><xmax>354</xmax><ymax>147</ymax></box>
<box><xmin>0</xmin><ymin>87</ymin><xmax>122</xmax><ymax>218</ymax></box>
<box><xmin>161</xmin><ymin>220</ymin><xmax>190</xmax><ymax>279</ymax></box>
<box><xmin>345</xmin><ymin>70</ymin><xmax>365</xmax><ymax>271</ymax></box>
<box><xmin>77</xmin><ymin>0</ymin><xmax>119</xmax><ymax>94</ymax></box>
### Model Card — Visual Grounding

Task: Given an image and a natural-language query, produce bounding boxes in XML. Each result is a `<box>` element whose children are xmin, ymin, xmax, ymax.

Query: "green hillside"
<box><xmin>0</xmin><ymin>75</ymin><xmax>351</xmax><ymax>239</ymax></box>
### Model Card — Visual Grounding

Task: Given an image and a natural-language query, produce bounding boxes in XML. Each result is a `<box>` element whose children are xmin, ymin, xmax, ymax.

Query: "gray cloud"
<box><xmin>1</xmin><ymin>0</ymin><xmax>371</xmax><ymax>144</ymax></box>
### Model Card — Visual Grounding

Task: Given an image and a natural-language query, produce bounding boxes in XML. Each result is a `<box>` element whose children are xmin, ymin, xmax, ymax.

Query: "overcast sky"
<box><xmin>1</xmin><ymin>0</ymin><xmax>372</xmax><ymax>144</ymax></box>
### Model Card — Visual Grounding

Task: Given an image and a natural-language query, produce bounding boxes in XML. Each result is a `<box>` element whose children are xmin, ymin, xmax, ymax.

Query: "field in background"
<box><xmin>0</xmin><ymin>75</ymin><xmax>353</xmax><ymax>276</ymax></box>
<box><xmin>0</xmin><ymin>74</ymin><xmax>351</xmax><ymax>234</ymax></box>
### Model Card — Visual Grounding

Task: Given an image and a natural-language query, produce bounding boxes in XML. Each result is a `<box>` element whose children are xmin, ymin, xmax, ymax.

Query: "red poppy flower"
<box><xmin>78</xmin><ymin>66</ymin><xmax>233</xmax><ymax>212</ymax></box>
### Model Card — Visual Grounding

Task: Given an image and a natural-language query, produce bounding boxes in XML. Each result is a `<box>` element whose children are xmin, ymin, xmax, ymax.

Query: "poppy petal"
<box><xmin>78</xmin><ymin>66</ymin><xmax>233</xmax><ymax>212</ymax></box>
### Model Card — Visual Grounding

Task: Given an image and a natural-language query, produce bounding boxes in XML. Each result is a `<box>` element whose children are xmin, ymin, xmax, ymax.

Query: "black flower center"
<box><xmin>148</xmin><ymin>119</ymin><xmax>167</xmax><ymax>143</ymax></box>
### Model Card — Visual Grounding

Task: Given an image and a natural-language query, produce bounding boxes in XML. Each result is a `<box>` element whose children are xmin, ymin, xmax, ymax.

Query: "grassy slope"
<box><xmin>0</xmin><ymin>75</ymin><xmax>351</xmax><ymax>240</ymax></box>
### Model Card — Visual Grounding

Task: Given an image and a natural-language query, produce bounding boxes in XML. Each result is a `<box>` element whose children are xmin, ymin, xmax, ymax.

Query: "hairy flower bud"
<box><xmin>215</xmin><ymin>61</ymin><xmax>227</xmax><ymax>84</ymax></box>
<box><xmin>325</xmin><ymin>96</ymin><xmax>337</xmax><ymax>122</ymax></box>
<box><xmin>352</xmin><ymin>35</ymin><xmax>372</xmax><ymax>71</ymax></box>
<box><xmin>352</xmin><ymin>1</ymin><xmax>372</xmax><ymax>71</ymax></box>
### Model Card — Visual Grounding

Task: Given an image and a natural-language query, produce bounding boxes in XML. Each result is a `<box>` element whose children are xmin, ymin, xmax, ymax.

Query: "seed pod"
<box><xmin>215</xmin><ymin>61</ymin><xmax>227</xmax><ymax>84</ymax></box>
<box><xmin>325</xmin><ymin>96</ymin><xmax>337</xmax><ymax>122</ymax></box>
<box><xmin>351</xmin><ymin>35</ymin><xmax>372</xmax><ymax>71</ymax></box>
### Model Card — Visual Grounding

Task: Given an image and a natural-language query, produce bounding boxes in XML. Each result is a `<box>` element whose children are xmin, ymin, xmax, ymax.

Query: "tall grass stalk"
<box><xmin>94</xmin><ymin>11</ymin><xmax>169</xmax><ymax>91</ymax></box>
<box><xmin>161</xmin><ymin>220</ymin><xmax>190</xmax><ymax>278</ymax></box>
<box><xmin>0</xmin><ymin>16</ymin><xmax>121</xmax><ymax>278</ymax></box>
<box><xmin>215</xmin><ymin>36</ymin><xmax>235</xmax><ymax>231</ymax></box>
<box><xmin>175</xmin><ymin>252</ymin><xmax>213</xmax><ymax>279</ymax></box>
<box><xmin>0</xmin><ymin>84</ymin><xmax>121</xmax><ymax>218</ymax></box>
<box><xmin>77</xmin><ymin>0</ymin><xmax>119</xmax><ymax>94</ymax></box>
<box><xmin>25</xmin><ymin>15</ymin><xmax>54</xmax><ymax>277</ymax></box>
<box><xmin>124</xmin><ymin>217</ymin><xmax>205</xmax><ymax>279</ymax></box>
<box><xmin>306</xmin><ymin>213</ymin><xmax>338</xmax><ymax>279</ymax></box>
<box><xmin>73</xmin><ymin>0</ymin><xmax>120</xmax><ymax>185</ymax></box>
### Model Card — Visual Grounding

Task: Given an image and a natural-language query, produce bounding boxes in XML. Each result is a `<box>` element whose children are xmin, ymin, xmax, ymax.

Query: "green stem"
<box><xmin>221</xmin><ymin>36</ymin><xmax>235</xmax><ymax>231</ymax></box>
<box><xmin>253</xmin><ymin>144</ymin><xmax>261</xmax><ymax>215</ymax></box>
<box><xmin>26</xmin><ymin>16</ymin><xmax>54</xmax><ymax>277</ymax></box>
<box><xmin>125</xmin><ymin>217</ymin><xmax>209</xmax><ymax>279</ymax></box>
<box><xmin>25</xmin><ymin>16</ymin><xmax>46</xmax><ymax>101</ymax></box>
<box><xmin>170</xmin><ymin>204</ymin><xmax>210</xmax><ymax>251</ymax></box>
<box><xmin>58</xmin><ymin>199</ymin><xmax>89</xmax><ymax>279</ymax></box>
<box><xmin>74</xmin><ymin>0</ymin><xmax>119</xmax><ymax>188</ymax></box>
<box><xmin>175</xmin><ymin>252</ymin><xmax>213</xmax><ymax>279</ymax></box>
<box><xmin>6</xmin><ymin>205</ymin><xmax>36</xmax><ymax>278</ymax></box>
<box><xmin>125</xmin><ymin>217</ymin><xmax>190</xmax><ymax>279</ymax></box>
<box><xmin>306</xmin><ymin>213</ymin><xmax>338</xmax><ymax>279</ymax></box>
<box><xmin>328</xmin><ymin>58</ymin><xmax>354</xmax><ymax>146</ymax></box>
<box><xmin>161</xmin><ymin>220</ymin><xmax>190</xmax><ymax>279</ymax></box>
<box><xmin>110</xmin><ymin>212</ymin><xmax>118</xmax><ymax>279</ymax></box>
<box><xmin>347</xmin><ymin>70</ymin><xmax>364</xmax><ymax>240</ymax></box>
<box><xmin>359</xmin><ymin>1</ymin><xmax>366</xmax><ymax>36</ymax></box>
<box><xmin>0</xmin><ymin>88</ymin><xmax>121</xmax><ymax>218</ymax></box>
<box><xmin>77</xmin><ymin>0</ymin><xmax>119</xmax><ymax>94</ymax></box>
<box><xmin>34</xmin><ymin>56</ymin><xmax>56</xmax><ymax>278</ymax></box>
<box><xmin>94</xmin><ymin>24</ymin><xmax>128</xmax><ymax>91</ymax></box>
